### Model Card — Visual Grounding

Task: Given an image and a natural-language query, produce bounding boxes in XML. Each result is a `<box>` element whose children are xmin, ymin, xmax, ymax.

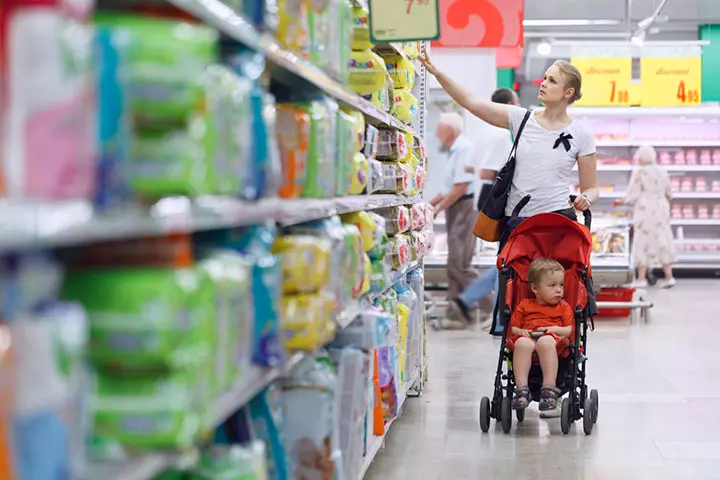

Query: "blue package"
<box><xmin>249</xmin><ymin>385</ymin><xmax>289</xmax><ymax>480</ymax></box>
<box><xmin>195</xmin><ymin>225</ymin><xmax>285</xmax><ymax>366</ymax></box>
<box><xmin>95</xmin><ymin>28</ymin><xmax>132</xmax><ymax>210</ymax></box>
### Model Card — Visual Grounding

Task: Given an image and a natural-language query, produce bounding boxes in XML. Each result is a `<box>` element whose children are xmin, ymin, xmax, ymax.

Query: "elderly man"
<box><xmin>430</xmin><ymin>112</ymin><xmax>477</xmax><ymax>303</ymax></box>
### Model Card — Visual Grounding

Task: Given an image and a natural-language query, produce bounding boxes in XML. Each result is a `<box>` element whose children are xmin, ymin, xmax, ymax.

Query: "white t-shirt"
<box><xmin>442</xmin><ymin>134</ymin><xmax>476</xmax><ymax>196</ymax></box>
<box><xmin>506</xmin><ymin>106</ymin><xmax>596</xmax><ymax>217</ymax></box>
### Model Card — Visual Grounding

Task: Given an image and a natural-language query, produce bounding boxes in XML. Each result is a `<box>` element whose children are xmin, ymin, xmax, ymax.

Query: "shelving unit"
<box><xmin>1</xmin><ymin>1</ymin><xmax>431</xmax><ymax>479</ymax></box>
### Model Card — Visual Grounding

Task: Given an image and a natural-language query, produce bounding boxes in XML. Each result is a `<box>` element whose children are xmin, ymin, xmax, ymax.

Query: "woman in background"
<box><xmin>618</xmin><ymin>145</ymin><xmax>676</xmax><ymax>288</ymax></box>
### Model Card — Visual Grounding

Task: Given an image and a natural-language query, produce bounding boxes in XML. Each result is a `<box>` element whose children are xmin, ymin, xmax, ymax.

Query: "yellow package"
<box><xmin>397</xmin><ymin>303</ymin><xmax>410</xmax><ymax>381</ymax></box>
<box><xmin>272</xmin><ymin>236</ymin><xmax>332</xmax><ymax>293</ymax></box>
<box><xmin>351</xmin><ymin>6</ymin><xmax>373</xmax><ymax>50</ymax></box>
<box><xmin>394</xmin><ymin>89</ymin><xmax>419</xmax><ymax>124</ymax></box>
<box><xmin>360</xmin><ymin>254</ymin><xmax>371</xmax><ymax>295</ymax></box>
<box><xmin>341</xmin><ymin>210</ymin><xmax>376</xmax><ymax>252</ymax></box>
<box><xmin>370</xmin><ymin>74</ymin><xmax>394</xmax><ymax>113</ymax></box>
<box><xmin>283</xmin><ymin>293</ymin><xmax>337</xmax><ymax>351</ymax></box>
<box><xmin>349</xmin><ymin>50</ymin><xmax>387</xmax><ymax>95</ymax></box>
<box><xmin>278</xmin><ymin>0</ymin><xmax>310</xmax><ymax>57</ymax></box>
<box><xmin>385</xmin><ymin>54</ymin><xmax>415</xmax><ymax>89</ymax></box>
<box><xmin>398</xmin><ymin>132</ymin><xmax>414</xmax><ymax>163</ymax></box>
<box><xmin>402</xmin><ymin>42</ymin><xmax>420</xmax><ymax>59</ymax></box>
<box><xmin>348</xmin><ymin>152</ymin><xmax>369</xmax><ymax>194</ymax></box>
<box><xmin>346</xmin><ymin>109</ymin><xmax>365</xmax><ymax>152</ymax></box>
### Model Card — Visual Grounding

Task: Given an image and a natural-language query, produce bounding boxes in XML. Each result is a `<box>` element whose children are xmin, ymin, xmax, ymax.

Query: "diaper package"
<box><xmin>376</xmin><ymin>129</ymin><xmax>408</xmax><ymax>160</ymax></box>
<box><xmin>302</xmin><ymin>100</ymin><xmax>336</xmax><ymax>199</ymax></box>
<box><xmin>276</xmin><ymin>104</ymin><xmax>311</xmax><ymax>198</ymax></box>
<box><xmin>326</xmin><ymin>0</ymin><xmax>353</xmax><ymax>83</ymax></box>
<box><xmin>277</xmin><ymin>0</ymin><xmax>309</xmax><ymax>57</ymax></box>
<box><xmin>393</xmin><ymin>89</ymin><xmax>419</xmax><ymax>124</ymax></box>
<box><xmin>2</xmin><ymin>2</ymin><xmax>97</xmax><ymax>200</ymax></box>
<box><xmin>335</xmin><ymin>109</ymin><xmax>359</xmax><ymax>196</ymax></box>
<box><xmin>348</xmin><ymin>152</ymin><xmax>369</xmax><ymax>195</ymax></box>
<box><xmin>282</xmin><ymin>293</ymin><xmax>337</xmax><ymax>351</ymax></box>
<box><xmin>189</xmin><ymin>442</ymin><xmax>268</xmax><ymax>479</ymax></box>
<box><xmin>272</xmin><ymin>235</ymin><xmax>332</xmax><ymax>294</ymax></box>
<box><xmin>349</xmin><ymin>50</ymin><xmax>387</xmax><ymax>96</ymax></box>
<box><xmin>384</xmin><ymin>54</ymin><xmax>415</xmax><ymax>90</ymax></box>
<box><xmin>389</xmin><ymin>235</ymin><xmax>411</xmax><ymax>269</ymax></box>
<box><xmin>351</xmin><ymin>5</ymin><xmax>373</xmax><ymax>50</ymax></box>
<box><xmin>375</xmin><ymin>206</ymin><xmax>411</xmax><ymax>235</ymax></box>
<box><xmin>308</xmin><ymin>1</ymin><xmax>331</xmax><ymax>72</ymax></box>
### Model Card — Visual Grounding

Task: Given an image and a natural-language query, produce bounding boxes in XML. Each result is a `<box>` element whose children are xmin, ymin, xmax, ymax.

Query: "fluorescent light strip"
<box><xmin>523</xmin><ymin>19</ymin><xmax>621</xmax><ymax>27</ymax></box>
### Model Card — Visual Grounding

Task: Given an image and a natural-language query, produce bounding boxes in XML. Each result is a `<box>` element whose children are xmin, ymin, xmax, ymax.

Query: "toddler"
<box><xmin>507</xmin><ymin>258</ymin><xmax>574</xmax><ymax>411</ymax></box>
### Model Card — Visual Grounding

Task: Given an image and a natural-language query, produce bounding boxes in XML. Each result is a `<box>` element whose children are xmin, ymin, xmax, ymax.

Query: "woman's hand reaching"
<box><xmin>418</xmin><ymin>52</ymin><xmax>439</xmax><ymax>77</ymax></box>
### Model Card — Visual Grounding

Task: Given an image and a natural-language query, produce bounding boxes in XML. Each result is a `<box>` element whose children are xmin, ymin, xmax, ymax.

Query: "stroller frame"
<box><xmin>479</xmin><ymin>210</ymin><xmax>599</xmax><ymax>435</ymax></box>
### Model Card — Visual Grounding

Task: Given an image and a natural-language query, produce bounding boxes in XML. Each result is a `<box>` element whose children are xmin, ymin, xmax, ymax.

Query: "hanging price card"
<box><xmin>640</xmin><ymin>57</ymin><xmax>702</xmax><ymax>106</ymax></box>
<box><xmin>369</xmin><ymin>0</ymin><xmax>441</xmax><ymax>43</ymax></box>
<box><xmin>570</xmin><ymin>57</ymin><xmax>633</xmax><ymax>107</ymax></box>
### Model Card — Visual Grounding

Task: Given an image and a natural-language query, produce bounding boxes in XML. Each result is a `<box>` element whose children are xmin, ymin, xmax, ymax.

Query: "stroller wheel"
<box><xmin>583</xmin><ymin>397</ymin><xmax>595</xmax><ymax>435</ymax></box>
<box><xmin>560</xmin><ymin>397</ymin><xmax>572</xmax><ymax>435</ymax></box>
<box><xmin>647</xmin><ymin>271</ymin><xmax>658</xmax><ymax>286</ymax></box>
<box><xmin>516</xmin><ymin>407</ymin><xmax>525</xmax><ymax>423</ymax></box>
<box><xmin>590</xmin><ymin>389</ymin><xmax>599</xmax><ymax>423</ymax></box>
<box><xmin>501</xmin><ymin>397</ymin><xmax>512</xmax><ymax>433</ymax></box>
<box><xmin>479</xmin><ymin>397</ymin><xmax>491</xmax><ymax>433</ymax></box>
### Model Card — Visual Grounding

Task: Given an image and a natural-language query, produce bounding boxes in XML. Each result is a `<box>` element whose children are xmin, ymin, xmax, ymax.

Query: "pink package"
<box><xmin>671</xmin><ymin>204</ymin><xmax>683</xmax><ymax>219</ymax></box>
<box><xmin>713</xmin><ymin>204</ymin><xmax>720</xmax><ymax>219</ymax></box>
<box><xmin>700</xmin><ymin>150</ymin><xmax>712</xmax><ymax>165</ymax></box>
<box><xmin>674</xmin><ymin>151</ymin><xmax>686</xmax><ymax>165</ymax></box>
<box><xmin>680</xmin><ymin>177</ymin><xmax>693</xmax><ymax>192</ymax></box>
<box><xmin>410</xmin><ymin>203</ymin><xmax>426</xmax><ymax>231</ymax></box>
<box><xmin>698</xmin><ymin>204</ymin><xmax>709</xmax><ymax>219</ymax></box>
<box><xmin>696</xmin><ymin>177</ymin><xmax>707</xmax><ymax>192</ymax></box>
<box><xmin>682</xmin><ymin>204</ymin><xmax>695</xmax><ymax>219</ymax></box>
<box><xmin>659</xmin><ymin>151</ymin><xmax>672</xmax><ymax>165</ymax></box>
<box><xmin>686</xmin><ymin>150</ymin><xmax>698</xmax><ymax>165</ymax></box>
<box><xmin>1</xmin><ymin>0</ymin><xmax>97</xmax><ymax>200</ymax></box>
<box><xmin>714</xmin><ymin>151</ymin><xmax>720</xmax><ymax>166</ymax></box>
<box><xmin>712</xmin><ymin>181</ymin><xmax>720</xmax><ymax>193</ymax></box>
<box><xmin>670</xmin><ymin>178</ymin><xmax>680</xmax><ymax>192</ymax></box>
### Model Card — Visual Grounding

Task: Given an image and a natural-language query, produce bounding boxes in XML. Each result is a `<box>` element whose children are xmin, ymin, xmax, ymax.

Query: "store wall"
<box><xmin>700</xmin><ymin>25</ymin><xmax>720</xmax><ymax>102</ymax></box>
<box><xmin>425</xmin><ymin>49</ymin><xmax>497</xmax><ymax>201</ymax></box>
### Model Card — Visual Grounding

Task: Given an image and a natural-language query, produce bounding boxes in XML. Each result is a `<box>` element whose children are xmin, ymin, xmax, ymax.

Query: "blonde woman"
<box><xmin>617</xmin><ymin>145</ymin><xmax>676</xmax><ymax>288</ymax></box>
<box><xmin>419</xmin><ymin>54</ymin><xmax>599</xmax><ymax>249</ymax></box>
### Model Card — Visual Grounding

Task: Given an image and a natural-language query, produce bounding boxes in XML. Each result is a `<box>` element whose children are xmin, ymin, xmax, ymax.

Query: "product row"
<box><xmin>598</xmin><ymin>149</ymin><xmax>720</xmax><ymax>166</ymax></box>
<box><xmin>0</xmin><ymin>2</ymin><xmax>425</xmax><ymax>207</ymax></box>
<box><xmin>670</xmin><ymin>177</ymin><xmax>720</xmax><ymax>193</ymax></box>
<box><xmin>671</xmin><ymin>203</ymin><xmax>720</xmax><ymax>220</ymax></box>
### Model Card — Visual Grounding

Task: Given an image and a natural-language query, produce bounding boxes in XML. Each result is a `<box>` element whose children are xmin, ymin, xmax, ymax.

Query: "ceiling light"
<box><xmin>537</xmin><ymin>41</ymin><xmax>552</xmax><ymax>56</ymax></box>
<box><xmin>523</xmin><ymin>19</ymin><xmax>620</xmax><ymax>27</ymax></box>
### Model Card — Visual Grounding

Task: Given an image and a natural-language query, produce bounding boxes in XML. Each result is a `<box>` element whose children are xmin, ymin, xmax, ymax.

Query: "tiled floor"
<box><xmin>366</xmin><ymin>280</ymin><xmax>720</xmax><ymax>480</ymax></box>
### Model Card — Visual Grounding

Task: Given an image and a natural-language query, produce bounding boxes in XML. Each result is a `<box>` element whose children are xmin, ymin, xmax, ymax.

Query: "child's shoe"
<box><xmin>512</xmin><ymin>385</ymin><xmax>531</xmax><ymax>410</ymax></box>
<box><xmin>539</xmin><ymin>385</ymin><xmax>561</xmax><ymax>411</ymax></box>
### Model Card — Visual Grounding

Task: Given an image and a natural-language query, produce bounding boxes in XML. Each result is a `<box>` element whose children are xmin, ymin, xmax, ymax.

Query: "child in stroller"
<box><xmin>479</xmin><ymin>211</ymin><xmax>599</xmax><ymax>435</ymax></box>
<box><xmin>508</xmin><ymin>258</ymin><xmax>574</xmax><ymax>412</ymax></box>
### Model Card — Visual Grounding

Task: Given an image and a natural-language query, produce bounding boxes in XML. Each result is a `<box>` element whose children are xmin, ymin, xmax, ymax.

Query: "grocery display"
<box><xmin>0</xmin><ymin>2</ymin><xmax>431</xmax><ymax>480</ymax></box>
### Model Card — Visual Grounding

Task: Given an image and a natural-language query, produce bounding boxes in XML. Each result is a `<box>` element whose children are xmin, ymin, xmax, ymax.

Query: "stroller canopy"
<box><xmin>497</xmin><ymin>213</ymin><xmax>593</xmax><ymax>282</ymax></box>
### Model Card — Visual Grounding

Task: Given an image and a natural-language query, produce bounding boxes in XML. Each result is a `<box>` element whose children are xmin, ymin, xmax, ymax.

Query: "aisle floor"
<box><xmin>366</xmin><ymin>280</ymin><xmax>720</xmax><ymax>480</ymax></box>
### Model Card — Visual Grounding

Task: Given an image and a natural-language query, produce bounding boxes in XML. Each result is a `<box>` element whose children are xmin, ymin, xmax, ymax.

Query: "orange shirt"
<box><xmin>510</xmin><ymin>298</ymin><xmax>574</xmax><ymax>333</ymax></box>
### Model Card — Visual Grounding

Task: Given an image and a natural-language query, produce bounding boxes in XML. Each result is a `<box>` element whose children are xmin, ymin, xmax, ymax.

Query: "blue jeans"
<box><xmin>458</xmin><ymin>268</ymin><xmax>504</xmax><ymax>334</ymax></box>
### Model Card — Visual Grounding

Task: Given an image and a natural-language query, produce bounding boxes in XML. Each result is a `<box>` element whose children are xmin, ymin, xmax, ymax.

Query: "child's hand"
<box><xmin>543</xmin><ymin>326</ymin><xmax>559</xmax><ymax>335</ymax></box>
<box><xmin>520</xmin><ymin>329</ymin><xmax>532</xmax><ymax>337</ymax></box>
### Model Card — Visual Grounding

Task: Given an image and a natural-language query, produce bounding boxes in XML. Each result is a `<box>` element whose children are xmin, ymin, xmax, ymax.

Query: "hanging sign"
<box><xmin>570</xmin><ymin>57</ymin><xmax>633</xmax><ymax>107</ymax></box>
<box><xmin>369</xmin><ymin>0</ymin><xmax>441</xmax><ymax>43</ymax></box>
<box><xmin>431</xmin><ymin>0</ymin><xmax>524</xmax><ymax>48</ymax></box>
<box><xmin>640</xmin><ymin>57</ymin><xmax>702</xmax><ymax>106</ymax></box>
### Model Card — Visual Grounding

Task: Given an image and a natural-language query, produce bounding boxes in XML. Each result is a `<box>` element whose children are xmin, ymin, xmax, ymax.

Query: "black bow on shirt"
<box><xmin>553</xmin><ymin>133</ymin><xmax>573</xmax><ymax>152</ymax></box>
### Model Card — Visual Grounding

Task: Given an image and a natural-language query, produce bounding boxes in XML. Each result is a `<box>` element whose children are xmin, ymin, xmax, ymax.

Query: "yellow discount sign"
<box><xmin>640</xmin><ymin>57</ymin><xmax>702</xmax><ymax>106</ymax></box>
<box><xmin>571</xmin><ymin>57</ymin><xmax>633</xmax><ymax>107</ymax></box>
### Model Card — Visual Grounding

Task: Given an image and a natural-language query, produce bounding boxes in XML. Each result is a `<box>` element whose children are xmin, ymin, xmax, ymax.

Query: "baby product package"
<box><xmin>62</xmin><ymin>266</ymin><xmax>216</xmax><ymax>370</ymax></box>
<box><xmin>282</xmin><ymin>293</ymin><xmax>337</xmax><ymax>351</ymax></box>
<box><xmin>384</xmin><ymin>54</ymin><xmax>415</xmax><ymax>90</ymax></box>
<box><xmin>326</xmin><ymin>0</ymin><xmax>352</xmax><ymax>83</ymax></box>
<box><xmin>376</xmin><ymin>129</ymin><xmax>408</xmax><ymax>160</ymax></box>
<box><xmin>248</xmin><ymin>384</ymin><xmax>290</xmax><ymax>480</ymax></box>
<box><xmin>2</xmin><ymin>1</ymin><xmax>97</xmax><ymax>200</ymax></box>
<box><xmin>351</xmin><ymin>5</ymin><xmax>373</xmax><ymax>50</ymax></box>
<box><xmin>349</xmin><ymin>50</ymin><xmax>387</xmax><ymax>96</ymax></box>
<box><xmin>375</xmin><ymin>206</ymin><xmax>411</xmax><ymax>235</ymax></box>
<box><xmin>276</xmin><ymin>104</ymin><xmax>311</xmax><ymax>198</ymax></box>
<box><xmin>302</xmin><ymin>100</ymin><xmax>336</xmax><ymax>199</ymax></box>
<box><xmin>334</xmin><ymin>109</ymin><xmax>358</xmax><ymax>196</ymax></box>
<box><xmin>189</xmin><ymin>442</ymin><xmax>268</xmax><ymax>480</ymax></box>
<box><xmin>277</xmin><ymin>0</ymin><xmax>309</xmax><ymax>57</ymax></box>
<box><xmin>281</xmin><ymin>354</ymin><xmax>340</xmax><ymax>480</ymax></box>
<box><xmin>348</xmin><ymin>152</ymin><xmax>369</xmax><ymax>195</ymax></box>
<box><xmin>308</xmin><ymin>0</ymin><xmax>331</xmax><ymax>72</ymax></box>
<box><xmin>393</xmin><ymin>89</ymin><xmax>419</xmax><ymax>124</ymax></box>
<box><xmin>272</xmin><ymin>235</ymin><xmax>332</xmax><ymax>294</ymax></box>
<box><xmin>10</xmin><ymin>302</ymin><xmax>89</xmax><ymax>480</ymax></box>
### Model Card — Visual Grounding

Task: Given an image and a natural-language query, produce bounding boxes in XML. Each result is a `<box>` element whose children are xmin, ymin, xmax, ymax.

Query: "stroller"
<box><xmin>479</xmin><ymin>209</ymin><xmax>599</xmax><ymax>435</ymax></box>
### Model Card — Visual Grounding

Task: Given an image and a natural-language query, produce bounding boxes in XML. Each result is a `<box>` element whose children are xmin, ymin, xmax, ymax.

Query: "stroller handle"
<box><xmin>569</xmin><ymin>195</ymin><xmax>592</xmax><ymax>230</ymax></box>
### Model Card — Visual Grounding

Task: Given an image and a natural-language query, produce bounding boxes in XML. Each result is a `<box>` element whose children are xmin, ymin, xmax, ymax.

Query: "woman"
<box><xmin>617</xmin><ymin>145</ymin><xmax>676</xmax><ymax>288</ymax></box>
<box><xmin>419</xmin><ymin>54</ymin><xmax>599</xmax><ymax>241</ymax></box>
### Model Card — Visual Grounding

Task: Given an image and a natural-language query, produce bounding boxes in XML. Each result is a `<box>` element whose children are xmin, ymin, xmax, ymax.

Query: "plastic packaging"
<box><xmin>276</xmin><ymin>104</ymin><xmax>311</xmax><ymax>198</ymax></box>
<box><xmin>376</xmin><ymin>129</ymin><xmax>408</xmax><ymax>160</ymax></box>
<box><xmin>375</xmin><ymin>206</ymin><xmax>411</xmax><ymax>235</ymax></box>
<box><xmin>190</xmin><ymin>442</ymin><xmax>268</xmax><ymax>479</ymax></box>
<box><xmin>393</xmin><ymin>89</ymin><xmax>419</xmax><ymax>124</ymax></box>
<box><xmin>349</xmin><ymin>50</ymin><xmax>387</xmax><ymax>96</ymax></box>
<box><xmin>277</xmin><ymin>0</ymin><xmax>309</xmax><ymax>57</ymax></box>
<box><xmin>272</xmin><ymin>235</ymin><xmax>332</xmax><ymax>294</ymax></box>
<box><xmin>302</xmin><ymin>100</ymin><xmax>336</xmax><ymax>199</ymax></box>
<box><xmin>282</xmin><ymin>293</ymin><xmax>337</xmax><ymax>351</ymax></box>
<box><xmin>348</xmin><ymin>152</ymin><xmax>369</xmax><ymax>195</ymax></box>
<box><xmin>335</xmin><ymin>109</ymin><xmax>359</xmax><ymax>196</ymax></box>
<box><xmin>351</xmin><ymin>6</ymin><xmax>373</xmax><ymax>50</ymax></box>
<box><xmin>384</xmin><ymin>54</ymin><xmax>415</xmax><ymax>90</ymax></box>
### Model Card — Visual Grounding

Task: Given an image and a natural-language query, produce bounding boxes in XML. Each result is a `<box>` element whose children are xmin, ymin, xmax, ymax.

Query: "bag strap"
<box><xmin>506</xmin><ymin>109</ymin><xmax>532</xmax><ymax>162</ymax></box>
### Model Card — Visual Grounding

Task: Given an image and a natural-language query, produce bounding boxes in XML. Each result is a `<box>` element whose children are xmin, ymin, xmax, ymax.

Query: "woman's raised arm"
<box><xmin>419</xmin><ymin>53</ymin><xmax>510</xmax><ymax>129</ymax></box>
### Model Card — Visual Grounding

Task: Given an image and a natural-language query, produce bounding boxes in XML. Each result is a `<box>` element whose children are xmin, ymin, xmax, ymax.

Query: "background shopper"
<box><xmin>618</xmin><ymin>145</ymin><xmax>676</xmax><ymax>288</ymax></box>
<box><xmin>430</xmin><ymin>113</ymin><xmax>478</xmax><ymax>300</ymax></box>
<box><xmin>445</xmin><ymin>88</ymin><xmax>521</xmax><ymax>330</ymax></box>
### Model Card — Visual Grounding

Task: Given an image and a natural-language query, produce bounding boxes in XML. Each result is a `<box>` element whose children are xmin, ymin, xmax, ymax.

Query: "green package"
<box><xmin>94</xmin><ymin>14</ymin><xmax>218</xmax><ymax>123</ymax></box>
<box><xmin>62</xmin><ymin>267</ymin><xmax>215</xmax><ymax>370</ymax></box>
<box><xmin>301</xmin><ymin>100</ymin><xmax>336</xmax><ymax>199</ymax></box>
<box><xmin>92</xmin><ymin>367</ymin><xmax>209</xmax><ymax>450</ymax></box>
<box><xmin>189</xmin><ymin>443</ymin><xmax>267</xmax><ymax>480</ymax></box>
<box><xmin>334</xmin><ymin>109</ymin><xmax>357</xmax><ymax>196</ymax></box>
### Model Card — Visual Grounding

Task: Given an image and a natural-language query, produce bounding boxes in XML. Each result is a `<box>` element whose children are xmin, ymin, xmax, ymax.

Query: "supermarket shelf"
<box><xmin>571</xmin><ymin>106</ymin><xmax>720</xmax><ymax>117</ymax></box>
<box><xmin>81</xmin><ymin>454</ymin><xmax>176</xmax><ymax>480</ymax></box>
<box><xmin>166</xmin><ymin>0</ymin><xmax>414</xmax><ymax>134</ymax></box>
<box><xmin>575</xmin><ymin>165</ymin><xmax>720</xmax><ymax>172</ymax></box>
<box><xmin>0</xmin><ymin>194</ymin><xmax>420</xmax><ymax>252</ymax></box>
<box><xmin>596</xmin><ymin>140</ymin><xmax>720</xmax><ymax>148</ymax></box>
<box><xmin>671</xmin><ymin>219</ymin><xmax>720</xmax><ymax>225</ymax></box>
<box><xmin>676</xmin><ymin>252</ymin><xmax>720</xmax><ymax>263</ymax></box>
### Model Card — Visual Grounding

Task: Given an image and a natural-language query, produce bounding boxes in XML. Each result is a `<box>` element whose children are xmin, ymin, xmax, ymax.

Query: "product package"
<box><xmin>248</xmin><ymin>384</ymin><xmax>290</xmax><ymax>480</ymax></box>
<box><xmin>335</xmin><ymin>109</ymin><xmax>359</xmax><ymax>196</ymax></box>
<box><xmin>349</xmin><ymin>50</ymin><xmax>387</xmax><ymax>96</ymax></box>
<box><xmin>388</xmin><ymin>235</ymin><xmax>411</xmax><ymax>269</ymax></box>
<box><xmin>189</xmin><ymin>442</ymin><xmax>268</xmax><ymax>479</ymax></box>
<box><xmin>393</xmin><ymin>89</ymin><xmax>419</xmax><ymax>124</ymax></box>
<box><xmin>272</xmin><ymin>235</ymin><xmax>332</xmax><ymax>294</ymax></box>
<box><xmin>376</xmin><ymin>129</ymin><xmax>408</xmax><ymax>160</ymax></box>
<box><xmin>348</xmin><ymin>152</ymin><xmax>369</xmax><ymax>195</ymax></box>
<box><xmin>2</xmin><ymin>2</ymin><xmax>97</xmax><ymax>200</ymax></box>
<box><xmin>277</xmin><ymin>0</ymin><xmax>309</xmax><ymax>57</ymax></box>
<box><xmin>384</xmin><ymin>54</ymin><xmax>415</xmax><ymax>90</ymax></box>
<box><xmin>302</xmin><ymin>100</ymin><xmax>336</xmax><ymax>199</ymax></box>
<box><xmin>375</xmin><ymin>207</ymin><xmax>411</xmax><ymax>235</ymax></box>
<box><xmin>276</xmin><ymin>104</ymin><xmax>311</xmax><ymax>198</ymax></box>
<box><xmin>282</xmin><ymin>293</ymin><xmax>337</xmax><ymax>351</ymax></box>
<box><xmin>326</xmin><ymin>0</ymin><xmax>353</xmax><ymax>83</ymax></box>
<box><xmin>351</xmin><ymin>5</ymin><xmax>373</xmax><ymax>50</ymax></box>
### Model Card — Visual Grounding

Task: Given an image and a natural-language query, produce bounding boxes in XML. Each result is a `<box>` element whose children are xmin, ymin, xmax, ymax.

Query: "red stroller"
<box><xmin>479</xmin><ymin>209</ymin><xmax>599</xmax><ymax>435</ymax></box>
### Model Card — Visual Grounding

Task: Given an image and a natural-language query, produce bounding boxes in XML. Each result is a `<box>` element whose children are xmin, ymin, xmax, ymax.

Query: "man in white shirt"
<box><xmin>445</xmin><ymin>89</ymin><xmax>520</xmax><ymax>330</ymax></box>
<box><xmin>430</xmin><ymin>112</ymin><xmax>477</xmax><ymax>301</ymax></box>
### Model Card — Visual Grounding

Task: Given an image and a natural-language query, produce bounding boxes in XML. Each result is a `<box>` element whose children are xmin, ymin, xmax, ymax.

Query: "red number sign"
<box><xmin>431</xmin><ymin>0</ymin><xmax>524</xmax><ymax>48</ymax></box>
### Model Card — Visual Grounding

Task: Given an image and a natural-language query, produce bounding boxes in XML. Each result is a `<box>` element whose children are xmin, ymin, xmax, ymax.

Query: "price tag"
<box><xmin>570</xmin><ymin>57</ymin><xmax>633</xmax><ymax>107</ymax></box>
<box><xmin>640</xmin><ymin>57</ymin><xmax>702</xmax><ymax>106</ymax></box>
<box><xmin>369</xmin><ymin>0</ymin><xmax>440</xmax><ymax>43</ymax></box>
